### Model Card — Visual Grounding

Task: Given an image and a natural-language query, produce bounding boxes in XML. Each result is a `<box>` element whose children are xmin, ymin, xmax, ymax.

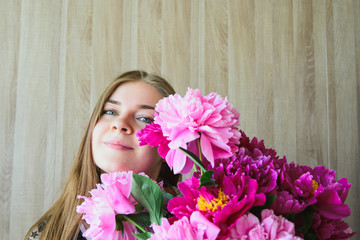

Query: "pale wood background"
<box><xmin>1</xmin><ymin>0</ymin><xmax>359</xmax><ymax>239</ymax></box>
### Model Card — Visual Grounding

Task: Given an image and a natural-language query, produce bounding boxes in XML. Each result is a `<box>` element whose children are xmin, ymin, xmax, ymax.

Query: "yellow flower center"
<box><xmin>311</xmin><ymin>180</ymin><xmax>319</xmax><ymax>195</ymax></box>
<box><xmin>197</xmin><ymin>189</ymin><xmax>229</xmax><ymax>212</ymax></box>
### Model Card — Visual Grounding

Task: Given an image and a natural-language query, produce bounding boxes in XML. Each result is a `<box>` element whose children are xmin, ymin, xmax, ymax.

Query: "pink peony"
<box><xmin>149</xmin><ymin>212</ymin><xmax>220</xmax><ymax>240</ymax></box>
<box><xmin>229</xmin><ymin>210</ymin><xmax>303</xmax><ymax>240</ymax></box>
<box><xmin>168</xmin><ymin>173</ymin><xmax>265</xmax><ymax>239</ymax></box>
<box><xmin>151</xmin><ymin>88</ymin><xmax>240</xmax><ymax>174</ymax></box>
<box><xmin>77</xmin><ymin>171</ymin><xmax>137</xmax><ymax>240</ymax></box>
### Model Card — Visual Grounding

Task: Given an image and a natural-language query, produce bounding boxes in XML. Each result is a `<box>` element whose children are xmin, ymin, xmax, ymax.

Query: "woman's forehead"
<box><xmin>108</xmin><ymin>81</ymin><xmax>164</xmax><ymax>107</ymax></box>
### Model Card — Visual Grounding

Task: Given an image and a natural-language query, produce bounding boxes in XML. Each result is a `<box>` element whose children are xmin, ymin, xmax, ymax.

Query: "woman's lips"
<box><xmin>104</xmin><ymin>140</ymin><xmax>133</xmax><ymax>150</ymax></box>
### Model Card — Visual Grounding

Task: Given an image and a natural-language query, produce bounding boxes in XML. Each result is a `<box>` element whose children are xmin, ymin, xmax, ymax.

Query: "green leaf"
<box><xmin>115</xmin><ymin>214</ymin><xmax>124</xmax><ymax>231</ymax></box>
<box><xmin>134</xmin><ymin>232</ymin><xmax>153</xmax><ymax>240</ymax></box>
<box><xmin>263</xmin><ymin>194</ymin><xmax>276</xmax><ymax>208</ymax></box>
<box><xmin>297</xmin><ymin>206</ymin><xmax>314</xmax><ymax>234</ymax></box>
<box><xmin>304</xmin><ymin>232</ymin><xmax>317</xmax><ymax>240</ymax></box>
<box><xmin>131</xmin><ymin>173</ymin><xmax>164</xmax><ymax>225</ymax></box>
<box><xmin>199</xmin><ymin>170</ymin><xmax>216</xmax><ymax>188</ymax></box>
<box><xmin>285</xmin><ymin>213</ymin><xmax>296</xmax><ymax>222</ymax></box>
<box><xmin>135</xmin><ymin>204</ymin><xmax>145</xmax><ymax>212</ymax></box>
<box><xmin>179</xmin><ymin>147</ymin><xmax>206</xmax><ymax>172</ymax></box>
<box><xmin>162</xmin><ymin>192</ymin><xmax>174</xmax><ymax>202</ymax></box>
<box><xmin>126</xmin><ymin>212</ymin><xmax>152</xmax><ymax>229</ymax></box>
<box><xmin>161</xmin><ymin>192</ymin><xmax>175</xmax><ymax>218</ymax></box>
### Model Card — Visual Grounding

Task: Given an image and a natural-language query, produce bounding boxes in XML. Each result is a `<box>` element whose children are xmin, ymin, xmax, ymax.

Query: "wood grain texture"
<box><xmin>92</xmin><ymin>0</ymin><xmax>127</xmax><ymax>104</ymax></box>
<box><xmin>62</xmin><ymin>0</ymin><xmax>93</xmax><ymax>177</ymax></box>
<box><xmin>137</xmin><ymin>0</ymin><xmax>162</xmax><ymax>73</ymax></box>
<box><xmin>0</xmin><ymin>2</ymin><xmax>21</xmax><ymax>240</ymax></box>
<box><xmin>331</xmin><ymin>0</ymin><xmax>359</xmax><ymax>228</ymax></box>
<box><xmin>204</xmin><ymin>0</ymin><xmax>228</xmax><ymax>97</ymax></box>
<box><xmin>7</xmin><ymin>2</ymin><xmax>63</xmax><ymax>240</ymax></box>
<box><xmin>162</xmin><ymin>0</ymin><xmax>191</xmax><ymax>94</ymax></box>
<box><xmin>0</xmin><ymin>0</ymin><xmax>359</xmax><ymax>238</ymax></box>
<box><xmin>229</xmin><ymin>0</ymin><xmax>256</xmax><ymax>135</ymax></box>
<box><xmin>312</xmin><ymin>0</ymin><xmax>329</xmax><ymax>167</ymax></box>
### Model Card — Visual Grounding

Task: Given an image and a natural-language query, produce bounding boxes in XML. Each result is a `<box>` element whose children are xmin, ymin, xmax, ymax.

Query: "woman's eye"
<box><xmin>103</xmin><ymin>110</ymin><xmax>117</xmax><ymax>115</ymax></box>
<box><xmin>138</xmin><ymin>116</ymin><xmax>153</xmax><ymax>124</ymax></box>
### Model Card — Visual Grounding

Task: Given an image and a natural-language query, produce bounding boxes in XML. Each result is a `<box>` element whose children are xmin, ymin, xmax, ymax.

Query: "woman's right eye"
<box><xmin>103</xmin><ymin>110</ymin><xmax>117</xmax><ymax>115</ymax></box>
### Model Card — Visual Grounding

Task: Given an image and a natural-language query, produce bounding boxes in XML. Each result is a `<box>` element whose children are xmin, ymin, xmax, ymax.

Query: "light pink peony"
<box><xmin>149</xmin><ymin>211</ymin><xmax>220</xmax><ymax>240</ymax></box>
<box><xmin>153</xmin><ymin>88</ymin><xmax>240</xmax><ymax>174</ymax></box>
<box><xmin>76</xmin><ymin>171</ymin><xmax>137</xmax><ymax>240</ymax></box>
<box><xmin>229</xmin><ymin>210</ymin><xmax>303</xmax><ymax>240</ymax></box>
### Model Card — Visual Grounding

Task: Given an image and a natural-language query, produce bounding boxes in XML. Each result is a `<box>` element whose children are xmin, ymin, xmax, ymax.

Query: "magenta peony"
<box><xmin>149</xmin><ymin>211</ymin><xmax>220</xmax><ymax>240</ymax></box>
<box><xmin>271</xmin><ymin>163</ymin><xmax>324</xmax><ymax>215</ymax></box>
<box><xmin>137</xmin><ymin>123</ymin><xmax>171</xmax><ymax>159</ymax></box>
<box><xmin>311</xmin><ymin>166</ymin><xmax>351</xmax><ymax>219</ymax></box>
<box><xmin>151</xmin><ymin>88</ymin><xmax>240</xmax><ymax>174</ymax></box>
<box><xmin>168</xmin><ymin>173</ymin><xmax>265</xmax><ymax>239</ymax></box>
<box><xmin>229</xmin><ymin>210</ymin><xmax>303</xmax><ymax>240</ymax></box>
<box><xmin>312</xmin><ymin>212</ymin><xmax>355</xmax><ymax>240</ymax></box>
<box><xmin>207</xmin><ymin>130</ymin><xmax>283</xmax><ymax>195</ymax></box>
<box><xmin>76</xmin><ymin>171</ymin><xmax>137</xmax><ymax>240</ymax></box>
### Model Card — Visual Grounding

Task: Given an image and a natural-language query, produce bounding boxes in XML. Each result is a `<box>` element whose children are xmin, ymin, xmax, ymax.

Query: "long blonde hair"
<box><xmin>25</xmin><ymin>70</ymin><xmax>179</xmax><ymax>239</ymax></box>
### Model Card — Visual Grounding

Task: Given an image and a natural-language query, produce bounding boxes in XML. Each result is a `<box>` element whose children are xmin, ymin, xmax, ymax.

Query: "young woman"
<box><xmin>25</xmin><ymin>70</ymin><xmax>180</xmax><ymax>240</ymax></box>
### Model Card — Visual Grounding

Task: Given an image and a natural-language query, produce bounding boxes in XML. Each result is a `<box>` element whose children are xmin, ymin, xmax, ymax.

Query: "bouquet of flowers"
<box><xmin>77</xmin><ymin>88</ymin><xmax>355</xmax><ymax>240</ymax></box>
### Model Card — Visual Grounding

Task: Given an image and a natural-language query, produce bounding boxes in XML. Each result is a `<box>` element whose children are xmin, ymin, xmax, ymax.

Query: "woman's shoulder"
<box><xmin>27</xmin><ymin>216</ymin><xmax>50</xmax><ymax>240</ymax></box>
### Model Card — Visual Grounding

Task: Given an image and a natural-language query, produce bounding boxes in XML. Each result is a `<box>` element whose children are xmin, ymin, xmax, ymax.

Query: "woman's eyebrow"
<box><xmin>106</xmin><ymin>99</ymin><xmax>155</xmax><ymax>110</ymax></box>
<box><xmin>107</xmin><ymin>99</ymin><xmax>120</xmax><ymax>105</ymax></box>
<box><xmin>138</xmin><ymin>104</ymin><xmax>155</xmax><ymax>110</ymax></box>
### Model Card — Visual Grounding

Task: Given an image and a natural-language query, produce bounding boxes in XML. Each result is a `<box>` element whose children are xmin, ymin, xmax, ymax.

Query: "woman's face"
<box><xmin>91</xmin><ymin>80</ymin><xmax>164</xmax><ymax>179</ymax></box>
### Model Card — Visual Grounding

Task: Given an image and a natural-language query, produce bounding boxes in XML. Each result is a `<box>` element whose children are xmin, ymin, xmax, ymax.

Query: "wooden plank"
<box><xmin>204</xmin><ymin>0</ymin><xmax>228</xmax><ymax>97</ymax></box>
<box><xmin>198</xmin><ymin>0</ymin><xmax>205</xmax><ymax>93</ymax></box>
<box><xmin>61</xmin><ymin>0</ymin><xmax>93</xmax><ymax>177</ymax></box>
<box><xmin>137</xmin><ymin>0</ymin><xmax>162</xmax><ymax>73</ymax></box>
<box><xmin>293</xmin><ymin>0</ymin><xmax>318</xmax><ymax>166</ymax></box>
<box><xmin>189</xmin><ymin>0</ymin><xmax>200</xmax><ymax>93</ymax></box>
<box><xmin>259</xmin><ymin>0</ymin><xmax>275</xmax><ymax>146</ymax></box>
<box><xmin>228</xmin><ymin>0</ymin><xmax>255</xmax><ymax>135</ymax></box>
<box><xmin>272</xmin><ymin>0</ymin><xmax>296</xmax><ymax>162</ymax></box>
<box><xmin>162</xmin><ymin>0</ymin><xmax>191</xmax><ymax>95</ymax></box>
<box><xmin>91</xmin><ymin>0</ymin><xmax>127</xmax><ymax>105</ymax></box>
<box><xmin>0</xmin><ymin>1</ymin><xmax>21</xmax><ymax>239</ymax></box>
<box><xmin>312</xmin><ymin>0</ymin><xmax>329</xmax><ymax>166</ymax></box>
<box><xmin>8</xmin><ymin>1</ymin><xmax>62</xmax><ymax>238</ymax></box>
<box><xmin>354</xmin><ymin>0</ymin><xmax>360</xmax><ymax>230</ymax></box>
<box><xmin>331</xmin><ymin>0</ymin><xmax>359</xmax><ymax>230</ymax></box>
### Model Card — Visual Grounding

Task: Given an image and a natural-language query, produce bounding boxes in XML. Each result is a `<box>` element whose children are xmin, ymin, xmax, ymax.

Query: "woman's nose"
<box><xmin>111</xmin><ymin>118</ymin><xmax>133</xmax><ymax>134</ymax></box>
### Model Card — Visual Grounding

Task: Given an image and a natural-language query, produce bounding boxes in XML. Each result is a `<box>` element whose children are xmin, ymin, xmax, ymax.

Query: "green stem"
<box><xmin>197</xmin><ymin>138</ymin><xmax>204</xmax><ymax>175</ymax></box>
<box><xmin>122</xmin><ymin>215</ymin><xmax>147</xmax><ymax>233</ymax></box>
<box><xmin>193</xmin><ymin>164</ymin><xmax>198</xmax><ymax>173</ymax></box>
<box><xmin>179</xmin><ymin>147</ymin><xmax>206</xmax><ymax>173</ymax></box>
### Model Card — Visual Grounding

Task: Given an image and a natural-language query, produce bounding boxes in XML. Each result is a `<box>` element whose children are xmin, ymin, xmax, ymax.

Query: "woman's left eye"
<box><xmin>138</xmin><ymin>116</ymin><xmax>154</xmax><ymax>124</ymax></box>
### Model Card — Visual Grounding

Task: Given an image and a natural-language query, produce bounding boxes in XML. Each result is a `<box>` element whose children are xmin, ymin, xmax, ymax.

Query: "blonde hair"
<box><xmin>25</xmin><ymin>70</ymin><xmax>179</xmax><ymax>239</ymax></box>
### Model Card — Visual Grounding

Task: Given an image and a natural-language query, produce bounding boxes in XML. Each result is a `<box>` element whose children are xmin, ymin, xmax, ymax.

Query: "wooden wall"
<box><xmin>1</xmin><ymin>0</ymin><xmax>359</xmax><ymax>239</ymax></box>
